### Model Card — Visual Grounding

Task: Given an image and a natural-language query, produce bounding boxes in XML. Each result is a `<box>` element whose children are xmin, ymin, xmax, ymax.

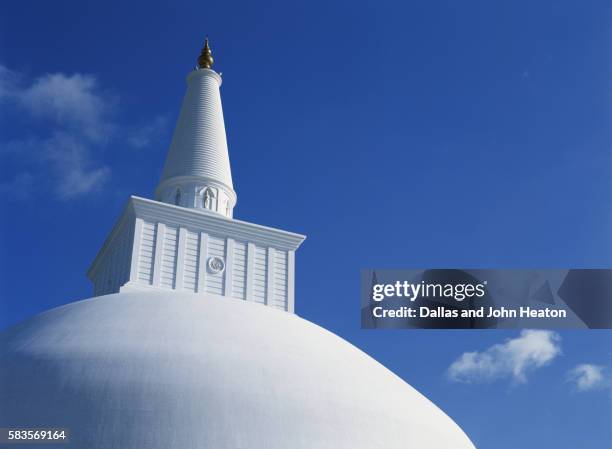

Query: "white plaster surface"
<box><xmin>156</xmin><ymin>68</ymin><xmax>236</xmax><ymax>216</ymax></box>
<box><xmin>1</xmin><ymin>291</ymin><xmax>475</xmax><ymax>449</ymax></box>
<box><xmin>160</xmin><ymin>69</ymin><xmax>232</xmax><ymax>188</ymax></box>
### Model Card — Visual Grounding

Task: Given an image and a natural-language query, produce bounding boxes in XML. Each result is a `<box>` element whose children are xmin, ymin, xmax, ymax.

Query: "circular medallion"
<box><xmin>207</xmin><ymin>256</ymin><xmax>225</xmax><ymax>274</ymax></box>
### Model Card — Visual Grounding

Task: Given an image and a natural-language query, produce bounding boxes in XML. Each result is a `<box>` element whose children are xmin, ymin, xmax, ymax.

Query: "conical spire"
<box><xmin>197</xmin><ymin>38</ymin><xmax>214</xmax><ymax>69</ymax></box>
<box><xmin>156</xmin><ymin>39</ymin><xmax>236</xmax><ymax>217</ymax></box>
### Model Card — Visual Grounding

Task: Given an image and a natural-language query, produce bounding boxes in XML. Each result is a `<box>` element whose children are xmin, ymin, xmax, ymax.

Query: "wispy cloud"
<box><xmin>0</xmin><ymin>64</ymin><xmax>166</xmax><ymax>201</ymax></box>
<box><xmin>448</xmin><ymin>330</ymin><xmax>561</xmax><ymax>384</ymax></box>
<box><xmin>567</xmin><ymin>364</ymin><xmax>608</xmax><ymax>392</ymax></box>
<box><xmin>18</xmin><ymin>72</ymin><xmax>116</xmax><ymax>141</ymax></box>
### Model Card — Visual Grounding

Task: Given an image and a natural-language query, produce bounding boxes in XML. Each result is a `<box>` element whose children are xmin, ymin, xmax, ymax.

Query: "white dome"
<box><xmin>0</xmin><ymin>292</ymin><xmax>475</xmax><ymax>449</ymax></box>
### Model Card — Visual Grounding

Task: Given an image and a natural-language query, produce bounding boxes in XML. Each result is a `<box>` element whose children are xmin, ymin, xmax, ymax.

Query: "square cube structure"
<box><xmin>87</xmin><ymin>196</ymin><xmax>306</xmax><ymax>313</ymax></box>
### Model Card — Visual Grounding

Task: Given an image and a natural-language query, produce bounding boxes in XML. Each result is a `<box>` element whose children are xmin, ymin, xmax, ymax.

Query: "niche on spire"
<box><xmin>174</xmin><ymin>188</ymin><xmax>183</xmax><ymax>206</ymax></box>
<box><xmin>201</xmin><ymin>187</ymin><xmax>217</xmax><ymax>211</ymax></box>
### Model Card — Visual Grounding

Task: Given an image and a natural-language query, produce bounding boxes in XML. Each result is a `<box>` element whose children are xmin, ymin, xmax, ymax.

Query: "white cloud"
<box><xmin>448</xmin><ymin>330</ymin><xmax>561</xmax><ymax>384</ymax></box>
<box><xmin>39</xmin><ymin>132</ymin><xmax>111</xmax><ymax>199</ymax></box>
<box><xmin>567</xmin><ymin>364</ymin><xmax>607</xmax><ymax>392</ymax></box>
<box><xmin>18</xmin><ymin>72</ymin><xmax>116</xmax><ymax>141</ymax></box>
<box><xmin>0</xmin><ymin>64</ymin><xmax>166</xmax><ymax>200</ymax></box>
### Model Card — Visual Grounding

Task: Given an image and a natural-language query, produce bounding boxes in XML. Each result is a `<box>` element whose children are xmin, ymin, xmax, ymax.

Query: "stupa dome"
<box><xmin>1</xmin><ymin>292</ymin><xmax>475</xmax><ymax>449</ymax></box>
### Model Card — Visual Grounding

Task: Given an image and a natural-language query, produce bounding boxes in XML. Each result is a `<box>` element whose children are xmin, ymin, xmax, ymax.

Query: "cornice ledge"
<box><xmin>130</xmin><ymin>196</ymin><xmax>306</xmax><ymax>251</ymax></box>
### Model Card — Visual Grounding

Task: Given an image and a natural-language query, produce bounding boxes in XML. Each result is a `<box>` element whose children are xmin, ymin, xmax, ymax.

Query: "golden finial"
<box><xmin>197</xmin><ymin>37</ymin><xmax>214</xmax><ymax>69</ymax></box>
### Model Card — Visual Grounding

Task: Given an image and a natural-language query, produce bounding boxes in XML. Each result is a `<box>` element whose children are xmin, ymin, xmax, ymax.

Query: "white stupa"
<box><xmin>0</xmin><ymin>39</ymin><xmax>476</xmax><ymax>449</ymax></box>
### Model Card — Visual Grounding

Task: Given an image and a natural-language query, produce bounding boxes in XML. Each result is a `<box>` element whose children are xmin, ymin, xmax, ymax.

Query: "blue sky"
<box><xmin>1</xmin><ymin>0</ymin><xmax>612</xmax><ymax>447</ymax></box>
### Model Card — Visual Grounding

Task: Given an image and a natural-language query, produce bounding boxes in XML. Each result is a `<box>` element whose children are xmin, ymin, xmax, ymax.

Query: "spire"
<box><xmin>197</xmin><ymin>38</ymin><xmax>214</xmax><ymax>69</ymax></box>
<box><xmin>88</xmin><ymin>36</ymin><xmax>305</xmax><ymax>311</ymax></box>
<box><xmin>156</xmin><ymin>38</ymin><xmax>236</xmax><ymax>218</ymax></box>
